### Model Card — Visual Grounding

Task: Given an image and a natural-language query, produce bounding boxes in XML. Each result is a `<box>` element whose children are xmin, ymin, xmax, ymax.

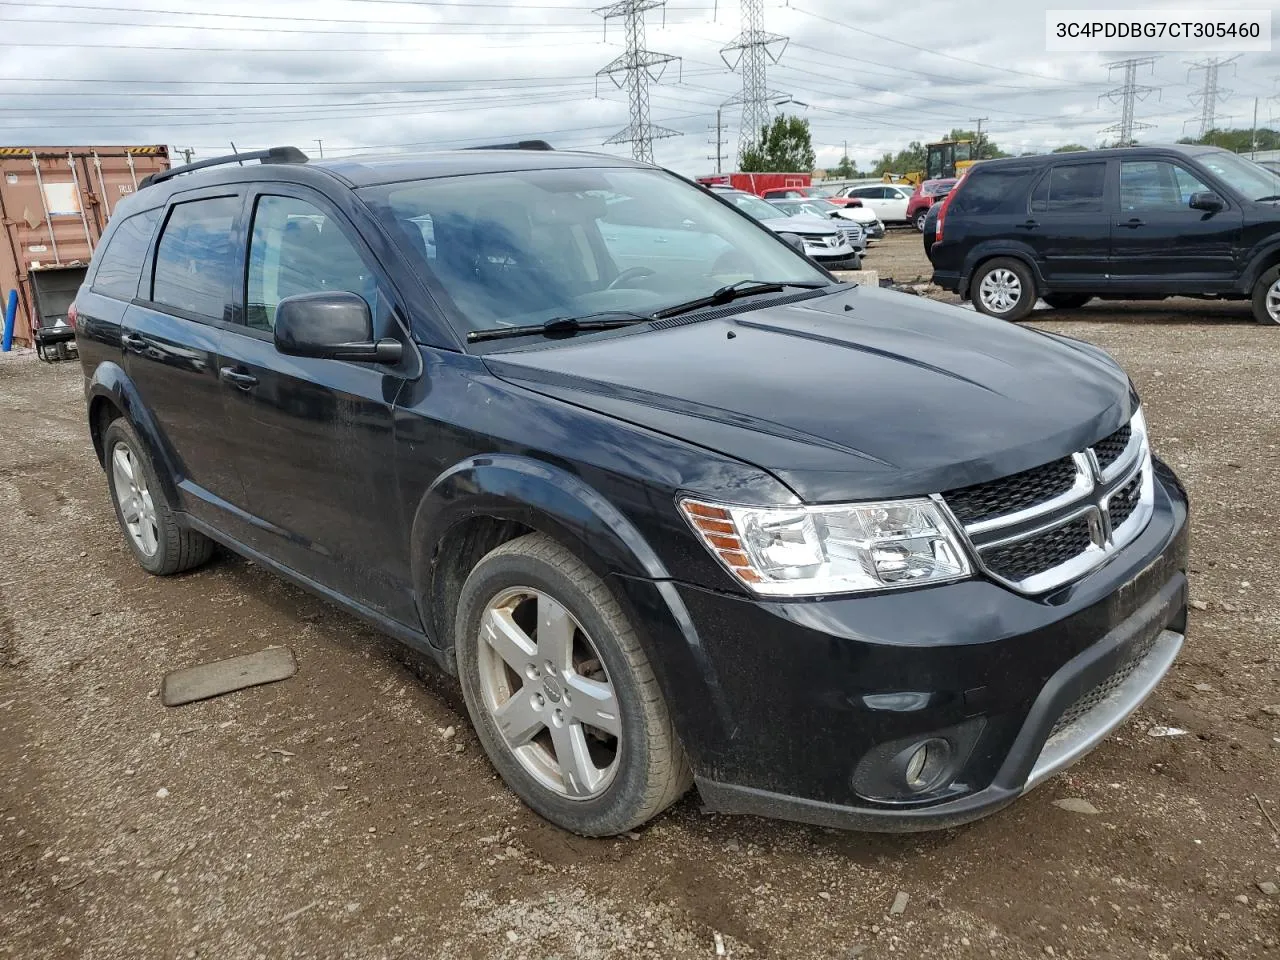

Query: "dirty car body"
<box><xmin>74</xmin><ymin>146</ymin><xmax>1188</xmax><ymax>834</ymax></box>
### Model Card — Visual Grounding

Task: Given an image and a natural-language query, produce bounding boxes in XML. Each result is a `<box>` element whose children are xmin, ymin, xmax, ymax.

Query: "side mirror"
<box><xmin>1189</xmin><ymin>191</ymin><xmax>1224</xmax><ymax>212</ymax></box>
<box><xmin>778</xmin><ymin>233</ymin><xmax>807</xmax><ymax>253</ymax></box>
<box><xmin>274</xmin><ymin>292</ymin><xmax>403</xmax><ymax>364</ymax></box>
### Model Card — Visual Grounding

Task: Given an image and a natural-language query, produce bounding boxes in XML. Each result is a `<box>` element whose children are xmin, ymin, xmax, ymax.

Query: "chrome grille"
<box><xmin>939</xmin><ymin>410</ymin><xmax>1154</xmax><ymax>595</ymax></box>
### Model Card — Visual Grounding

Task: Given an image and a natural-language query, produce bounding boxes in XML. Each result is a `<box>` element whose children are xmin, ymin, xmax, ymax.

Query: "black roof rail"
<box><xmin>463</xmin><ymin>140</ymin><xmax>554</xmax><ymax>151</ymax></box>
<box><xmin>139</xmin><ymin>146</ymin><xmax>309</xmax><ymax>189</ymax></box>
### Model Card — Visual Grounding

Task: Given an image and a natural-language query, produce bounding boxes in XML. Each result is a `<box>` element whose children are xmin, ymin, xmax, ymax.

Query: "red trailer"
<box><xmin>696</xmin><ymin>172</ymin><xmax>812</xmax><ymax>196</ymax></box>
<box><xmin>0</xmin><ymin>145</ymin><xmax>170</xmax><ymax>350</ymax></box>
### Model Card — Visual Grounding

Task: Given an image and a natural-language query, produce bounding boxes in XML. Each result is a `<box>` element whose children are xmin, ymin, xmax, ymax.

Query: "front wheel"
<box><xmin>1250</xmin><ymin>266</ymin><xmax>1280</xmax><ymax>325</ymax></box>
<box><xmin>914</xmin><ymin>210</ymin><xmax>927</xmax><ymax>231</ymax></box>
<box><xmin>455</xmin><ymin>533</ymin><xmax>691</xmax><ymax>836</ymax></box>
<box><xmin>103</xmin><ymin>418</ymin><xmax>214</xmax><ymax>575</ymax></box>
<box><xmin>1042</xmin><ymin>293</ymin><xmax>1093</xmax><ymax>310</ymax></box>
<box><xmin>971</xmin><ymin>257</ymin><xmax>1037</xmax><ymax>322</ymax></box>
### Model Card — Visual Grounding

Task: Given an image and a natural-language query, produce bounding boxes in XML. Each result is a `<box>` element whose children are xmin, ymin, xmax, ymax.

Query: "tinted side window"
<box><xmin>91</xmin><ymin>208</ymin><xmax>160</xmax><ymax>300</ymax></box>
<box><xmin>151</xmin><ymin>197</ymin><xmax>241</xmax><ymax>321</ymax></box>
<box><xmin>246</xmin><ymin>195</ymin><xmax>376</xmax><ymax>331</ymax></box>
<box><xmin>949</xmin><ymin>168</ymin><xmax>1035</xmax><ymax>215</ymax></box>
<box><xmin>1120</xmin><ymin>160</ymin><xmax>1212</xmax><ymax>210</ymax></box>
<box><xmin>1030</xmin><ymin>163</ymin><xmax>1106</xmax><ymax>213</ymax></box>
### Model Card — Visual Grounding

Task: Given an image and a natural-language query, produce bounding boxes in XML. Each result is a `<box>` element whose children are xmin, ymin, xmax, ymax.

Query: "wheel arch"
<box><xmin>409</xmin><ymin>455</ymin><xmax>672</xmax><ymax>668</ymax></box>
<box><xmin>86</xmin><ymin>362</ymin><xmax>182</xmax><ymax>505</ymax></box>
<box><xmin>1240</xmin><ymin>241</ymin><xmax>1280</xmax><ymax>294</ymax></box>
<box><xmin>959</xmin><ymin>243</ymin><xmax>1045</xmax><ymax>300</ymax></box>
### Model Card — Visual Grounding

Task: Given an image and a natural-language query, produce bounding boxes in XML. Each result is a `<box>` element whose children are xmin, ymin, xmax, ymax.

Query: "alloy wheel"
<box><xmin>1267</xmin><ymin>278</ymin><xmax>1280</xmax><ymax>322</ymax></box>
<box><xmin>477</xmin><ymin>587</ymin><xmax>621</xmax><ymax>800</ymax></box>
<box><xmin>111</xmin><ymin>441</ymin><xmax>159</xmax><ymax>557</ymax></box>
<box><xmin>979</xmin><ymin>268</ymin><xmax>1022</xmax><ymax>315</ymax></box>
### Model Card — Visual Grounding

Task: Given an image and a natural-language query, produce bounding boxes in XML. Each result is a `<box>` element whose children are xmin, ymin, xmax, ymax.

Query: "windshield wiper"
<box><xmin>1255</xmin><ymin>194</ymin><xmax>1280</xmax><ymax>202</ymax></box>
<box><xmin>652</xmin><ymin>279</ymin><xmax>830</xmax><ymax>320</ymax></box>
<box><xmin>467</xmin><ymin>310</ymin><xmax>653</xmax><ymax>344</ymax></box>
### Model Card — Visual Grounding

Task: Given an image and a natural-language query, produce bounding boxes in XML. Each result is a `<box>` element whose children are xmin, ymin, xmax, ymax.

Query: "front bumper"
<box><xmin>619</xmin><ymin>465</ymin><xmax>1189</xmax><ymax>831</ymax></box>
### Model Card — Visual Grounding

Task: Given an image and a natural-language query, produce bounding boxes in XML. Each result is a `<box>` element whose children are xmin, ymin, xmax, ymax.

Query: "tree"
<box><xmin>831</xmin><ymin>154</ymin><xmax>857</xmax><ymax>179</ymax></box>
<box><xmin>740</xmin><ymin>115</ymin><xmax>816</xmax><ymax>173</ymax></box>
<box><xmin>871</xmin><ymin>141</ymin><xmax>925</xmax><ymax>177</ymax></box>
<box><xmin>1178</xmin><ymin>126</ymin><xmax>1280</xmax><ymax>152</ymax></box>
<box><xmin>1052</xmin><ymin>144</ymin><xmax>1089</xmax><ymax>153</ymax></box>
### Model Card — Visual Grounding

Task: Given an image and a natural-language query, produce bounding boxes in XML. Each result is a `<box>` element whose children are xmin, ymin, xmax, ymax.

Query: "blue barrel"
<box><xmin>1</xmin><ymin>289</ymin><xmax>17</xmax><ymax>352</ymax></box>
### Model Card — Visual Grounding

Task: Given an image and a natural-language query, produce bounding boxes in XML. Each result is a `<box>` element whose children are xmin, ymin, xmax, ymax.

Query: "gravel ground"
<box><xmin>3</xmin><ymin>240</ymin><xmax>1279</xmax><ymax>959</ymax></box>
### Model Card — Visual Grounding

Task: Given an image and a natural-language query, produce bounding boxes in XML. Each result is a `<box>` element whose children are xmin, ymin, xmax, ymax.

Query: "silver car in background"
<box><xmin>712</xmin><ymin>188</ymin><xmax>864</xmax><ymax>270</ymax></box>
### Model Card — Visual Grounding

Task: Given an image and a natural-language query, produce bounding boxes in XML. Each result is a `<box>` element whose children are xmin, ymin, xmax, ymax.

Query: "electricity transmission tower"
<box><xmin>1187</xmin><ymin>55</ymin><xmax>1240</xmax><ymax>139</ymax></box>
<box><xmin>1099</xmin><ymin>57</ymin><xmax>1159</xmax><ymax>146</ymax></box>
<box><xmin>720</xmin><ymin>0</ymin><xmax>789</xmax><ymax>163</ymax></box>
<box><xmin>595</xmin><ymin>0</ymin><xmax>681</xmax><ymax>164</ymax></box>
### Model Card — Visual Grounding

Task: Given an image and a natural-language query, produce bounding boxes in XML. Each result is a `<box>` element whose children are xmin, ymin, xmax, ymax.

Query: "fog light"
<box><xmin>902</xmin><ymin>738</ymin><xmax>952</xmax><ymax>793</ymax></box>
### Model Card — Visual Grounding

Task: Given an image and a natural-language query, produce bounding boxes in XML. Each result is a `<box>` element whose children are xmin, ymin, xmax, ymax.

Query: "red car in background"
<box><xmin>760</xmin><ymin>185</ymin><xmax>862</xmax><ymax>208</ymax></box>
<box><xmin>907</xmin><ymin>178</ymin><xmax>957</xmax><ymax>231</ymax></box>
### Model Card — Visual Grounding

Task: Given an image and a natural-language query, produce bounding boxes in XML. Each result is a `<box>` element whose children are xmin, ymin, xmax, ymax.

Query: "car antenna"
<box><xmin>229</xmin><ymin>142</ymin><xmax>243</xmax><ymax>166</ymax></box>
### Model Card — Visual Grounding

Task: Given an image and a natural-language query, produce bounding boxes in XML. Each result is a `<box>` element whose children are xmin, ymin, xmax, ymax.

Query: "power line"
<box><xmin>721</xmin><ymin>0</ymin><xmax>788</xmax><ymax>163</ymax></box>
<box><xmin>1099</xmin><ymin>57</ymin><xmax>1159</xmax><ymax>146</ymax></box>
<box><xmin>1187</xmin><ymin>55</ymin><xmax>1240</xmax><ymax>139</ymax></box>
<box><xmin>594</xmin><ymin>0</ymin><xmax>682</xmax><ymax>163</ymax></box>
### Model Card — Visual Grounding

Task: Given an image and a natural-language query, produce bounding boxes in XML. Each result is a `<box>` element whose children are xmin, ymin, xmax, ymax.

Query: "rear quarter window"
<box><xmin>90</xmin><ymin>209</ymin><xmax>160</xmax><ymax>301</ymax></box>
<box><xmin>151</xmin><ymin>196</ymin><xmax>241</xmax><ymax>321</ymax></box>
<box><xmin>949</xmin><ymin>168</ymin><xmax>1038</xmax><ymax>215</ymax></box>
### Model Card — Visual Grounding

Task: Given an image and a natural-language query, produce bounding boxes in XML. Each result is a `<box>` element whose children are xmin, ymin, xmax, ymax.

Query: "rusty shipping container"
<box><xmin>0</xmin><ymin>145</ymin><xmax>170</xmax><ymax>347</ymax></box>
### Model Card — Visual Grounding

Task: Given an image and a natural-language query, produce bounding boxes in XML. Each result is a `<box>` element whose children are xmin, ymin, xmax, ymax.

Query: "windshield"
<box><xmin>1194</xmin><ymin>151</ymin><xmax>1280</xmax><ymax>201</ymax></box>
<box><xmin>360</xmin><ymin>167</ymin><xmax>826</xmax><ymax>338</ymax></box>
<box><xmin>721</xmin><ymin>191</ymin><xmax>787</xmax><ymax>221</ymax></box>
<box><xmin>923</xmin><ymin>179</ymin><xmax>956</xmax><ymax>196</ymax></box>
<box><xmin>808</xmin><ymin>186</ymin><xmax>840</xmax><ymax>198</ymax></box>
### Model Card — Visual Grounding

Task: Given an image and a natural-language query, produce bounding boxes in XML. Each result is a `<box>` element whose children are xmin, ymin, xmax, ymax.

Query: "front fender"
<box><xmin>409</xmin><ymin>454</ymin><xmax>735</xmax><ymax>760</ymax></box>
<box><xmin>86</xmin><ymin>362</ymin><xmax>181</xmax><ymax>506</ymax></box>
<box><xmin>959</xmin><ymin>241</ymin><xmax>1046</xmax><ymax>298</ymax></box>
<box><xmin>1239</xmin><ymin>238</ymin><xmax>1280</xmax><ymax>293</ymax></box>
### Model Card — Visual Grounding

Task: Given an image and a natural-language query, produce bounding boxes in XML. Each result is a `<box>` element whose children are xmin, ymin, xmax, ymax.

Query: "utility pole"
<box><xmin>969</xmin><ymin>117</ymin><xmax>988</xmax><ymax>159</ymax></box>
<box><xmin>314</xmin><ymin>139</ymin><xmax>324</xmax><ymax>159</ymax></box>
<box><xmin>595</xmin><ymin>0</ymin><xmax>681</xmax><ymax>164</ymax></box>
<box><xmin>1187</xmin><ymin>55</ymin><xmax>1240</xmax><ymax>140</ymax></box>
<box><xmin>1099</xmin><ymin>57</ymin><xmax>1159</xmax><ymax>147</ymax></box>
<box><xmin>707</xmin><ymin>108</ymin><xmax>726</xmax><ymax>174</ymax></box>
<box><xmin>1252</xmin><ymin>97</ymin><xmax>1259</xmax><ymax>158</ymax></box>
<box><xmin>178</xmin><ymin>147</ymin><xmax>194</xmax><ymax>165</ymax></box>
<box><xmin>720</xmin><ymin>0</ymin><xmax>789</xmax><ymax>165</ymax></box>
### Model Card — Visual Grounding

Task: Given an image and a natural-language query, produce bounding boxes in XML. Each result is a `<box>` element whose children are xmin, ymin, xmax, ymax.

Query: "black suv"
<box><xmin>929</xmin><ymin>143</ymin><xmax>1280</xmax><ymax>323</ymax></box>
<box><xmin>75</xmin><ymin>145</ymin><xmax>1189</xmax><ymax>836</ymax></box>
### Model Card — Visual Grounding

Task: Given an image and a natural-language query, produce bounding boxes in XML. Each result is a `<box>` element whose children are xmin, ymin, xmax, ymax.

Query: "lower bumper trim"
<box><xmin>1023</xmin><ymin>628</ymin><xmax>1183</xmax><ymax>792</ymax></box>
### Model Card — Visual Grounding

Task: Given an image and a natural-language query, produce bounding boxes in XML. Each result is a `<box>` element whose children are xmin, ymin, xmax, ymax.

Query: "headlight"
<box><xmin>680</xmin><ymin>497</ymin><xmax>972</xmax><ymax>597</ymax></box>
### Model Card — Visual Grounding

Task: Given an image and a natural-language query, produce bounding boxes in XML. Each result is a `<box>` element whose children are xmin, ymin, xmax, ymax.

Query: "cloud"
<box><xmin>0</xmin><ymin>0</ymin><xmax>1276</xmax><ymax>175</ymax></box>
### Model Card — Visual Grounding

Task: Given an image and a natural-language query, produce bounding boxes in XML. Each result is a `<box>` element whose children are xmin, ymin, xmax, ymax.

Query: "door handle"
<box><xmin>1016</xmin><ymin>219</ymin><xmax>1039</xmax><ymax>230</ymax></box>
<box><xmin>219</xmin><ymin>366</ymin><xmax>259</xmax><ymax>390</ymax></box>
<box><xmin>1121</xmin><ymin>218</ymin><xmax>1145</xmax><ymax>229</ymax></box>
<box><xmin>121</xmin><ymin>332</ymin><xmax>146</xmax><ymax>351</ymax></box>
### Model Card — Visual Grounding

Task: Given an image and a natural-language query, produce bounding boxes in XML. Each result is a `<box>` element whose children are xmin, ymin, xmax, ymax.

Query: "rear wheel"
<box><xmin>1042</xmin><ymin>293</ymin><xmax>1093</xmax><ymax>310</ymax></box>
<box><xmin>455</xmin><ymin>533</ymin><xmax>691</xmax><ymax>836</ymax></box>
<box><xmin>914</xmin><ymin>210</ymin><xmax>927</xmax><ymax>231</ymax></box>
<box><xmin>1250</xmin><ymin>266</ymin><xmax>1280</xmax><ymax>325</ymax></box>
<box><xmin>971</xmin><ymin>257</ymin><xmax>1036</xmax><ymax>322</ymax></box>
<box><xmin>103</xmin><ymin>419</ymin><xmax>214</xmax><ymax>575</ymax></box>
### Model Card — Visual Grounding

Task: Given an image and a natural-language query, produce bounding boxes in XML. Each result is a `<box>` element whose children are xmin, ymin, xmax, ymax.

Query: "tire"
<box><xmin>455</xmin><ymin>532</ymin><xmax>691</xmax><ymax>836</ymax></box>
<box><xmin>914</xmin><ymin>211</ymin><xmax>927</xmax><ymax>232</ymax></box>
<box><xmin>1042</xmin><ymin>293</ymin><xmax>1093</xmax><ymax>310</ymax></box>
<box><xmin>971</xmin><ymin>257</ymin><xmax>1037</xmax><ymax>322</ymax></box>
<box><xmin>1250</xmin><ymin>265</ymin><xmax>1280</xmax><ymax>325</ymax></box>
<box><xmin>103</xmin><ymin>418</ymin><xmax>215</xmax><ymax>576</ymax></box>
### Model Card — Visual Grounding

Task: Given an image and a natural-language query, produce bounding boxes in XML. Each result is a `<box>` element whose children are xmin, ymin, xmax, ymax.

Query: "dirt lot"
<box><xmin>3</xmin><ymin>234</ymin><xmax>1279</xmax><ymax>959</ymax></box>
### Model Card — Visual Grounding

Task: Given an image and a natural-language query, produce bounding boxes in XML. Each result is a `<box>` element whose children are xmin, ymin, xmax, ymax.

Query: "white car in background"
<box><xmin>768</xmin><ymin>198</ymin><xmax>885</xmax><ymax>244</ymax></box>
<box><xmin>837</xmin><ymin>183</ymin><xmax>914</xmax><ymax>224</ymax></box>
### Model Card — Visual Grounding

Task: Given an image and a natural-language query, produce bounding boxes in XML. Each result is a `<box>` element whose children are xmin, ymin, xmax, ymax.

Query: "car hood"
<box><xmin>482</xmin><ymin>286</ymin><xmax>1135</xmax><ymax>503</ymax></box>
<box><xmin>758</xmin><ymin>213</ymin><xmax>839</xmax><ymax>235</ymax></box>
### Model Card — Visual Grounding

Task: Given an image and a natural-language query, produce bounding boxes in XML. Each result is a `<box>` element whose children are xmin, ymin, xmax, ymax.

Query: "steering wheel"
<box><xmin>607</xmin><ymin>266</ymin><xmax>656</xmax><ymax>290</ymax></box>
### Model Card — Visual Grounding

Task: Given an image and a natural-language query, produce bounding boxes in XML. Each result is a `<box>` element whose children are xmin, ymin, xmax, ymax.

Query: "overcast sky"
<box><xmin>1</xmin><ymin>0</ymin><xmax>1278</xmax><ymax>176</ymax></box>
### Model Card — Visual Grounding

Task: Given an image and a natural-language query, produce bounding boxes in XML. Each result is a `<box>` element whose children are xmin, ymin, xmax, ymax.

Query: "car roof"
<box><xmin>970</xmin><ymin>142</ymin><xmax>1232</xmax><ymax>172</ymax></box>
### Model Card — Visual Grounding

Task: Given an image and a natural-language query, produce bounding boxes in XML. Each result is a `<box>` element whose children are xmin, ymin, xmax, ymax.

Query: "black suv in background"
<box><xmin>75</xmin><ymin>145</ymin><xmax>1188</xmax><ymax>837</ymax></box>
<box><xmin>929</xmin><ymin>144</ymin><xmax>1280</xmax><ymax>323</ymax></box>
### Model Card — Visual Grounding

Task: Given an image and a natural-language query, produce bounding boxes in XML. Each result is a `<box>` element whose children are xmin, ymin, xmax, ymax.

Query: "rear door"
<box><xmin>1109</xmin><ymin>158</ymin><xmax>1243</xmax><ymax>293</ymax></box>
<box><xmin>124</xmin><ymin>189</ymin><xmax>249</xmax><ymax>526</ymax></box>
<box><xmin>214</xmin><ymin>185</ymin><xmax>415</xmax><ymax>622</ymax></box>
<box><xmin>1021</xmin><ymin>160</ymin><xmax>1111</xmax><ymax>289</ymax></box>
